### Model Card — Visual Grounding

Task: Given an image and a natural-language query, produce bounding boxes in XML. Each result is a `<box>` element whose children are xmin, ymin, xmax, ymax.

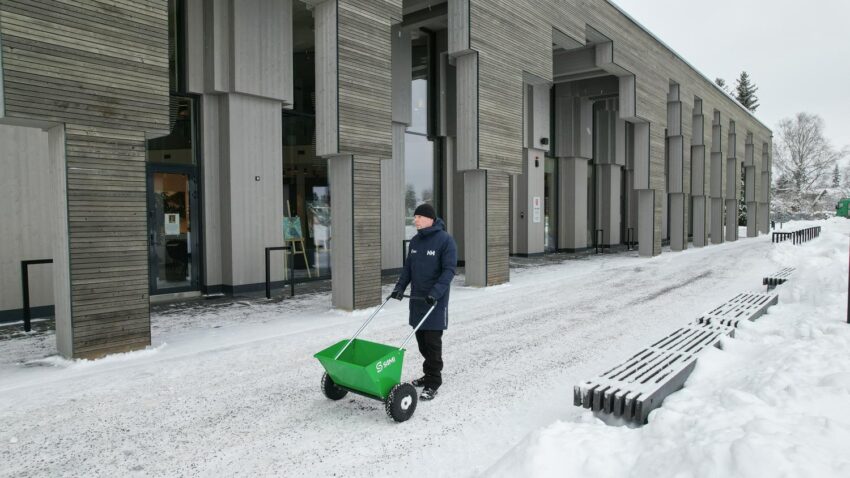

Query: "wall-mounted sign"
<box><xmin>532</xmin><ymin>197</ymin><xmax>542</xmax><ymax>223</ymax></box>
<box><xmin>165</xmin><ymin>213</ymin><xmax>180</xmax><ymax>235</ymax></box>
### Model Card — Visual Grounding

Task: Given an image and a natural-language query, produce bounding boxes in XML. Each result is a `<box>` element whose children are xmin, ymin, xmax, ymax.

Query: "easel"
<box><xmin>286</xmin><ymin>201</ymin><xmax>311</xmax><ymax>279</ymax></box>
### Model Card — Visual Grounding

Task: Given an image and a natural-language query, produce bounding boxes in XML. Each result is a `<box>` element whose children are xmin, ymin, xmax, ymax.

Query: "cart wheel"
<box><xmin>384</xmin><ymin>383</ymin><xmax>418</xmax><ymax>422</ymax></box>
<box><xmin>321</xmin><ymin>372</ymin><xmax>348</xmax><ymax>400</ymax></box>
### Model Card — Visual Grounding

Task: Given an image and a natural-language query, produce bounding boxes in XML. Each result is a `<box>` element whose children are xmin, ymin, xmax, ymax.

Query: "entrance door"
<box><xmin>147</xmin><ymin>167</ymin><xmax>200</xmax><ymax>294</ymax></box>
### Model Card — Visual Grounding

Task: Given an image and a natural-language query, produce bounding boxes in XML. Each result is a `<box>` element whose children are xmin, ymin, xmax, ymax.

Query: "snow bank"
<box><xmin>488</xmin><ymin>219</ymin><xmax>850</xmax><ymax>478</ymax></box>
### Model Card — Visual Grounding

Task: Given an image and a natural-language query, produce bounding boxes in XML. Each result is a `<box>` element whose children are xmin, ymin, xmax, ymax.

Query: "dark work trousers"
<box><xmin>415</xmin><ymin>330</ymin><xmax>443</xmax><ymax>389</ymax></box>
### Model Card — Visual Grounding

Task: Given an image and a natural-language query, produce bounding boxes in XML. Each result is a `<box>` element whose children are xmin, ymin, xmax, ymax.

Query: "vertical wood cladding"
<box><xmin>336</xmin><ymin>0</ymin><xmax>395</xmax><ymax>158</ymax></box>
<box><xmin>486</xmin><ymin>171</ymin><xmax>509</xmax><ymax>285</ymax></box>
<box><xmin>352</xmin><ymin>156</ymin><xmax>381</xmax><ymax>309</ymax></box>
<box><xmin>0</xmin><ymin>0</ymin><xmax>168</xmax><ymax>357</ymax></box>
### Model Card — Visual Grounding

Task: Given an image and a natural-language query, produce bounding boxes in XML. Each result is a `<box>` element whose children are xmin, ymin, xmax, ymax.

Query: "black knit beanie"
<box><xmin>413</xmin><ymin>203</ymin><xmax>436</xmax><ymax>220</ymax></box>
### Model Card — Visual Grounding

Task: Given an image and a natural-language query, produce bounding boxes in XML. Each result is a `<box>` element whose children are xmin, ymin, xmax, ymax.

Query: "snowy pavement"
<box><xmin>0</xmin><ymin>220</ymin><xmax>846</xmax><ymax>477</ymax></box>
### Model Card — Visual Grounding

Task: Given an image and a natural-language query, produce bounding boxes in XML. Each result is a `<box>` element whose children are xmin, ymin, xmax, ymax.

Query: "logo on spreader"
<box><xmin>376</xmin><ymin>356</ymin><xmax>396</xmax><ymax>373</ymax></box>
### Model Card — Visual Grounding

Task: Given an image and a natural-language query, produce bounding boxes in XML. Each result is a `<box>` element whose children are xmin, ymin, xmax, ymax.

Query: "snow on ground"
<box><xmin>489</xmin><ymin>218</ymin><xmax>850</xmax><ymax>478</ymax></box>
<box><xmin>0</xmin><ymin>219</ymin><xmax>845</xmax><ymax>477</ymax></box>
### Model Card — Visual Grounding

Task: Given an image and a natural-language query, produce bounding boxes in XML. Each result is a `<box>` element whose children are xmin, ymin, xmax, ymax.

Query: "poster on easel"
<box><xmin>283</xmin><ymin>217</ymin><xmax>303</xmax><ymax>242</ymax></box>
<box><xmin>285</xmin><ymin>201</ymin><xmax>312</xmax><ymax>278</ymax></box>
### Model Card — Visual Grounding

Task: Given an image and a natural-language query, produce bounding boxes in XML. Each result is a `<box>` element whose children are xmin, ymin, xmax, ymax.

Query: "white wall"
<box><xmin>0</xmin><ymin>124</ymin><xmax>56</xmax><ymax>316</ymax></box>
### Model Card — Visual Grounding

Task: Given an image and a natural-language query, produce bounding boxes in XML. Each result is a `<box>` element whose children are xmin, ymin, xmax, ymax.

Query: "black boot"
<box><xmin>420</xmin><ymin>387</ymin><xmax>438</xmax><ymax>401</ymax></box>
<box><xmin>411</xmin><ymin>377</ymin><xmax>427</xmax><ymax>388</ymax></box>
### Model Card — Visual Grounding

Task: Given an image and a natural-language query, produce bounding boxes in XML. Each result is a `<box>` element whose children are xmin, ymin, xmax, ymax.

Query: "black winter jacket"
<box><xmin>393</xmin><ymin>218</ymin><xmax>457</xmax><ymax>330</ymax></box>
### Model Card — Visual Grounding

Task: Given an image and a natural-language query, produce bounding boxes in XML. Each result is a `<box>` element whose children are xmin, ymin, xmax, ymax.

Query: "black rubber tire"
<box><xmin>384</xmin><ymin>383</ymin><xmax>418</xmax><ymax>422</ymax></box>
<box><xmin>321</xmin><ymin>372</ymin><xmax>348</xmax><ymax>400</ymax></box>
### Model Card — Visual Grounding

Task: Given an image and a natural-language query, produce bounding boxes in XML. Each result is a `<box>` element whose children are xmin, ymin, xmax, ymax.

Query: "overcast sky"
<box><xmin>611</xmin><ymin>0</ymin><xmax>850</xmax><ymax>154</ymax></box>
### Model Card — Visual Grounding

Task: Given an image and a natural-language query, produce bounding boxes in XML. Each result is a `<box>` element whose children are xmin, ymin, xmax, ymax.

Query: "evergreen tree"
<box><xmin>715</xmin><ymin>77</ymin><xmax>731</xmax><ymax>94</ymax></box>
<box><xmin>734</xmin><ymin>71</ymin><xmax>760</xmax><ymax>112</ymax></box>
<box><xmin>833</xmin><ymin>164</ymin><xmax>840</xmax><ymax>188</ymax></box>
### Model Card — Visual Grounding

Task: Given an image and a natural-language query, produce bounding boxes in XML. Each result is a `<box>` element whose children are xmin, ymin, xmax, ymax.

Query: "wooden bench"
<box><xmin>574</xmin><ymin>291</ymin><xmax>778</xmax><ymax>423</ymax></box>
<box><xmin>763</xmin><ymin>267</ymin><xmax>794</xmax><ymax>290</ymax></box>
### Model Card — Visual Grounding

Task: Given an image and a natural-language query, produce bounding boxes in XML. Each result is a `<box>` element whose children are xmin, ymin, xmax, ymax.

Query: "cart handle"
<box><xmin>399</xmin><ymin>303</ymin><xmax>437</xmax><ymax>350</ymax></box>
<box><xmin>334</xmin><ymin>297</ymin><xmax>392</xmax><ymax>360</ymax></box>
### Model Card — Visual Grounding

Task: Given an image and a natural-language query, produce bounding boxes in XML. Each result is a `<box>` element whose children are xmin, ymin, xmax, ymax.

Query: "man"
<box><xmin>390</xmin><ymin>203</ymin><xmax>457</xmax><ymax>401</ymax></box>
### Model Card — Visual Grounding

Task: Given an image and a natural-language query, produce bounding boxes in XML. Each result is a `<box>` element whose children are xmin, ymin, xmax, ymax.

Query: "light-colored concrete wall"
<box><xmin>186</xmin><ymin>0</ymin><xmax>292</xmax><ymax>290</ymax></box>
<box><xmin>0</xmin><ymin>124</ymin><xmax>55</xmax><ymax>315</ymax></box>
<box><xmin>516</xmin><ymin>148</ymin><xmax>546</xmax><ymax>254</ymax></box>
<box><xmin>231</xmin><ymin>0</ymin><xmax>293</xmax><ymax>103</ymax></box>
<box><xmin>381</xmin><ymin>124</ymin><xmax>406</xmax><ymax>270</ymax></box>
<box><xmin>329</xmin><ymin>155</ymin><xmax>353</xmax><ymax>308</ymax></box>
<box><xmin>48</xmin><ymin>125</ymin><xmax>72</xmax><ymax>357</ymax></box>
<box><xmin>220</xmin><ymin>95</ymin><xmax>285</xmax><ymax>287</ymax></box>
<box><xmin>201</xmin><ymin>95</ymin><xmax>224</xmax><ymax>287</ymax></box>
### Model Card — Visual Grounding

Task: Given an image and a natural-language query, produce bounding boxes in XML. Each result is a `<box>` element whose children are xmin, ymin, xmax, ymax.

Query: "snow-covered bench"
<box><xmin>574</xmin><ymin>291</ymin><xmax>778</xmax><ymax>423</ymax></box>
<box><xmin>573</xmin><ymin>321</ymin><xmax>731</xmax><ymax>423</ymax></box>
<box><xmin>763</xmin><ymin>267</ymin><xmax>794</xmax><ymax>290</ymax></box>
<box><xmin>696</xmin><ymin>292</ymin><xmax>779</xmax><ymax>327</ymax></box>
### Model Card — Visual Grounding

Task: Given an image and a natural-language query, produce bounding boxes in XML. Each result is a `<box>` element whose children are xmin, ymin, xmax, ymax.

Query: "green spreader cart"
<box><xmin>314</xmin><ymin>296</ymin><xmax>436</xmax><ymax>422</ymax></box>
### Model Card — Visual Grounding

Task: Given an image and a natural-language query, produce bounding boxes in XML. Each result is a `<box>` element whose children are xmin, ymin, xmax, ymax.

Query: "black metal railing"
<box><xmin>626</xmin><ymin>228</ymin><xmax>635</xmax><ymax>251</ymax></box>
<box><xmin>772</xmin><ymin>226</ymin><xmax>821</xmax><ymax>245</ymax></box>
<box><xmin>21</xmin><ymin>259</ymin><xmax>53</xmax><ymax>332</ymax></box>
<box><xmin>265</xmin><ymin>246</ymin><xmax>295</xmax><ymax>299</ymax></box>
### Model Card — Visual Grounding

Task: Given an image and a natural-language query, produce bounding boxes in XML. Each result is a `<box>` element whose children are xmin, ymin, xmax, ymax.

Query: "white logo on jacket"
<box><xmin>427</xmin><ymin>250</ymin><xmax>436</xmax><ymax>256</ymax></box>
<box><xmin>411</xmin><ymin>249</ymin><xmax>417</xmax><ymax>254</ymax></box>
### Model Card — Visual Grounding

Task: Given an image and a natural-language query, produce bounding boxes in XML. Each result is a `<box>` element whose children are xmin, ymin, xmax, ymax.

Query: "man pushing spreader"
<box><xmin>390</xmin><ymin>203</ymin><xmax>457</xmax><ymax>401</ymax></box>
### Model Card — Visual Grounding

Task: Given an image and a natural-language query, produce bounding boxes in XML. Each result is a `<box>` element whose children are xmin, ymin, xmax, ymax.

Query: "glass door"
<box><xmin>148</xmin><ymin>168</ymin><xmax>199</xmax><ymax>293</ymax></box>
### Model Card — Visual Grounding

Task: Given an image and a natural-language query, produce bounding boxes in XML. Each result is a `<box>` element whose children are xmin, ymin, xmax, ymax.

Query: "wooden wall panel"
<box><xmin>0</xmin><ymin>0</ymin><xmax>168</xmax><ymax>358</ymax></box>
<box><xmin>486</xmin><ymin>171</ymin><xmax>509</xmax><ymax>285</ymax></box>
<box><xmin>352</xmin><ymin>156</ymin><xmax>381</xmax><ymax>309</ymax></box>
<box><xmin>337</xmin><ymin>0</ymin><xmax>394</xmax><ymax>158</ymax></box>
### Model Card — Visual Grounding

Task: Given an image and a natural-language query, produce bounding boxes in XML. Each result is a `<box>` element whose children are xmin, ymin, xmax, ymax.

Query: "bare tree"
<box><xmin>773</xmin><ymin>113</ymin><xmax>847</xmax><ymax>194</ymax></box>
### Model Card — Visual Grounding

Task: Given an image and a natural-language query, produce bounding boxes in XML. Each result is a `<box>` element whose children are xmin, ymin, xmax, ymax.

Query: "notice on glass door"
<box><xmin>165</xmin><ymin>213</ymin><xmax>180</xmax><ymax>235</ymax></box>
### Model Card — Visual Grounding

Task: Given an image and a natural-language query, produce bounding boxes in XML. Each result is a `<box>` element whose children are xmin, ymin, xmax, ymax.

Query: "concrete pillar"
<box><xmin>725</xmin><ymin>123</ymin><xmax>738</xmax><ymax>242</ymax></box>
<box><xmin>593</xmin><ymin>99</ymin><xmax>623</xmax><ymax>247</ymax></box>
<box><xmin>381</xmin><ymin>25</ymin><xmax>411</xmax><ymax>271</ymax></box>
<box><xmin>638</xmin><ymin>189</ymin><xmax>656</xmax><ymax>257</ymax></box>
<box><xmin>559</xmin><ymin>157</ymin><xmax>589</xmax><ymax>251</ymax></box>
<box><xmin>632</xmin><ymin>121</ymin><xmax>656</xmax><ymax>257</ymax></box>
<box><xmin>515</xmin><ymin>149</ymin><xmax>546</xmax><ymax>255</ymax></box>
<box><xmin>690</xmin><ymin>98</ymin><xmax>707</xmax><ymax>248</ymax></box>
<box><xmin>554</xmin><ymin>83</ymin><xmax>592</xmax><ymax>252</ymax></box>
<box><xmin>666</xmin><ymin>84</ymin><xmax>685</xmax><ymax>252</ymax></box>
<box><xmin>464</xmin><ymin>170</ymin><xmax>487</xmax><ymax>286</ymax></box>
<box><xmin>709</xmin><ymin>112</ymin><xmax>724</xmax><ymax>244</ymax></box>
<box><xmin>757</xmin><ymin>143</ymin><xmax>770</xmax><ymax>233</ymax></box>
<box><xmin>596</xmin><ymin>164</ymin><xmax>621</xmax><ymax>246</ymax></box>
<box><xmin>744</xmin><ymin>133</ymin><xmax>757</xmax><ymax>238</ymax></box>
<box><xmin>692</xmin><ymin>196</ymin><xmax>706</xmax><ymax>247</ymax></box>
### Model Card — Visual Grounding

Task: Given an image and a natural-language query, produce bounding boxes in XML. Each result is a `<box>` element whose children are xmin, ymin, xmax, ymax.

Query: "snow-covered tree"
<box><xmin>832</xmin><ymin>164</ymin><xmax>840</xmax><ymax>188</ymax></box>
<box><xmin>773</xmin><ymin>113</ymin><xmax>845</xmax><ymax>194</ymax></box>
<box><xmin>734</xmin><ymin>72</ymin><xmax>759</xmax><ymax>112</ymax></box>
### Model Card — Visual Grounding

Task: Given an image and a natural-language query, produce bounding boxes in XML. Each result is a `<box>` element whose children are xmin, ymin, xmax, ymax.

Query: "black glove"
<box><xmin>389</xmin><ymin>290</ymin><xmax>404</xmax><ymax>301</ymax></box>
<box><xmin>425</xmin><ymin>295</ymin><xmax>437</xmax><ymax>306</ymax></box>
